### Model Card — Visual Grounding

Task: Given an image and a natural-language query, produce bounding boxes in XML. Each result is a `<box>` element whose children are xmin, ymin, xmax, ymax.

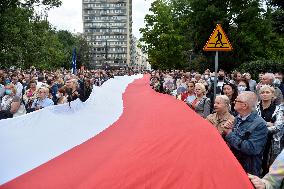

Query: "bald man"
<box><xmin>223</xmin><ymin>91</ymin><xmax>268</xmax><ymax>176</ymax></box>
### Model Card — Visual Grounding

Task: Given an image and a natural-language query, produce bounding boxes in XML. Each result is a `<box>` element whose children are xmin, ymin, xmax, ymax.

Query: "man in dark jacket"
<box><xmin>223</xmin><ymin>91</ymin><xmax>268</xmax><ymax>176</ymax></box>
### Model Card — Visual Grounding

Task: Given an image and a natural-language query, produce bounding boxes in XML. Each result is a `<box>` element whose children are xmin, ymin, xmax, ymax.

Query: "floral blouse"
<box><xmin>1</xmin><ymin>95</ymin><xmax>21</xmax><ymax>111</ymax></box>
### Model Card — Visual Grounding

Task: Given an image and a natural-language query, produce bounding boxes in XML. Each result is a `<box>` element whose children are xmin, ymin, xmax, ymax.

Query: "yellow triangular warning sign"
<box><xmin>203</xmin><ymin>24</ymin><xmax>233</xmax><ymax>51</ymax></box>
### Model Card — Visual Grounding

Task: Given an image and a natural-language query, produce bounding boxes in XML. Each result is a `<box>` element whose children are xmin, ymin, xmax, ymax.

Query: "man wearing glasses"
<box><xmin>30</xmin><ymin>87</ymin><xmax>54</xmax><ymax>111</ymax></box>
<box><xmin>222</xmin><ymin>91</ymin><xmax>268</xmax><ymax>176</ymax></box>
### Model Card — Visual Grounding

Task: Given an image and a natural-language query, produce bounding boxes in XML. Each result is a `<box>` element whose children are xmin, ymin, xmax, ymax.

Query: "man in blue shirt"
<box><xmin>31</xmin><ymin>87</ymin><xmax>54</xmax><ymax>110</ymax></box>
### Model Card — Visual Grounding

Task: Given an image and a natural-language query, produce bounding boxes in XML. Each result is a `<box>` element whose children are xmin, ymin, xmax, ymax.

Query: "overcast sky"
<box><xmin>47</xmin><ymin>0</ymin><xmax>153</xmax><ymax>39</ymax></box>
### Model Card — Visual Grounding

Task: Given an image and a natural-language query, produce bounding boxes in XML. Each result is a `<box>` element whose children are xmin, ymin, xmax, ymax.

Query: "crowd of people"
<box><xmin>150</xmin><ymin>69</ymin><xmax>284</xmax><ymax>188</ymax></box>
<box><xmin>1</xmin><ymin>66</ymin><xmax>284</xmax><ymax>188</ymax></box>
<box><xmin>0</xmin><ymin>67</ymin><xmax>136</xmax><ymax>120</ymax></box>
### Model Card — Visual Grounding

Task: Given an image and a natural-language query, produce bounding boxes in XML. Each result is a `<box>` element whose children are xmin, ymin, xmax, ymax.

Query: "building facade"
<box><xmin>131</xmin><ymin>36</ymin><xmax>150</xmax><ymax>70</ymax></box>
<box><xmin>82</xmin><ymin>0</ymin><xmax>132</xmax><ymax>68</ymax></box>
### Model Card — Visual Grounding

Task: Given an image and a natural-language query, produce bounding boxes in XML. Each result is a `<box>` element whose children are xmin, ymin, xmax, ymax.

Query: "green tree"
<box><xmin>0</xmin><ymin>0</ymin><xmax>63</xmax><ymax>69</ymax></box>
<box><xmin>57</xmin><ymin>31</ymin><xmax>92</xmax><ymax>69</ymax></box>
<box><xmin>0</xmin><ymin>0</ymin><xmax>92</xmax><ymax>70</ymax></box>
<box><xmin>139</xmin><ymin>0</ymin><xmax>189</xmax><ymax>70</ymax></box>
<box><xmin>56</xmin><ymin>30</ymin><xmax>77</xmax><ymax>68</ymax></box>
<box><xmin>29</xmin><ymin>20</ymin><xmax>66</xmax><ymax>69</ymax></box>
<box><xmin>0</xmin><ymin>7</ymin><xmax>34</xmax><ymax>68</ymax></box>
<box><xmin>76</xmin><ymin>36</ymin><xmax>92</xmax><ymax>69</ymax></box>
<box><xmin>269</xmin><ymin>0</ymin><xmax>284</xmax><ymax>34</ymax></box>
<box><xmin>0</xmin><ymin>0</ymin><xmax>61</xmax><ymax>11</ymax></box>
<box><xmin>188</xmin><ymin>0</ymin><xmax>281</xmax><ymax>70</ymax></box>
<box><xmin>140</xmin><ymin>0</ymin><xmax>284</xmax><ymax>71</ymax></box>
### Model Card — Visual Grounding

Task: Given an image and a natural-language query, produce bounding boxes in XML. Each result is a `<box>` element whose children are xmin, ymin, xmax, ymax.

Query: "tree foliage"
<box><xmin>0</xmin><ymin>1</ymin><xmax>92</xmax><ymax>70</ymax></box>
<box><xmin>139</xmin><ymin>0</ymin><xmax>190</xmax><ymax>69</ymax></box>
<box><xmin>140</xmin><ymin>0</ymin><xmax>284</xmax><ymax>71</ymax></box>
<box><xmin>269</xmin><ymin>0</ymin><xmax>284</xmax><ymax>34</ymax></box>
<box><xmin>239</xmin><ymin>59</ymin><xmax>284</xmax><ymax>80</ymax></box>
<box><xmin>0</xmin><ymin>0</ymin><xmax>61</xmax><ymax>12</ymax></box>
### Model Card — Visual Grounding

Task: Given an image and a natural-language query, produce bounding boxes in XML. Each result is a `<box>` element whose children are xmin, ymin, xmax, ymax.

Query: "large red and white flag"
<box><xmin>0</xmin><ymin>75</ymin><xmax>254</xmax><ymax>189</ymax></box>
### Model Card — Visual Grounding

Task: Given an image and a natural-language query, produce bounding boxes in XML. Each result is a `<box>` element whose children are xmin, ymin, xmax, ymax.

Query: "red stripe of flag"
<box><xmin>1</xmin><ymin>75</ymin><xmax>254</xmax><ymax>189</ymax></box>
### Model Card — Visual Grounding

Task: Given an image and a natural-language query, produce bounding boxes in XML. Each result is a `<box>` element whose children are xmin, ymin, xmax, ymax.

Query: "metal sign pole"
<box><xmin>203</xmin><ymin>24</ymin><xmax>232</xmax><ymax>102</ymax></box>
<box><xmin>213</xmin><ymin>51</ymin><xmax>218</xmax><ymax>101</ymax></box>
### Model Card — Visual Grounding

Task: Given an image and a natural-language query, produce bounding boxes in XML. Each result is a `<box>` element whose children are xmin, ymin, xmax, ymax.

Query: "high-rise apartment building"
<box><xmin>82</xmin><ymin>0</ymin><xmax>132</xmax><ymax>68</ymax></box>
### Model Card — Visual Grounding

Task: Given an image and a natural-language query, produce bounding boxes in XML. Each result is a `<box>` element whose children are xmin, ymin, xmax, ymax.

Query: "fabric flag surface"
<box><xmin>0</xmin><ymin>75</ymin><xmax>254</xmax><ymax>189</ymax></box>
<box><xmin>0</xmin><ymin>75</ymin><xmax>141</xmax><ymax>185</ymax></box>
<box><xmin>71</xmin><ymin>47</ymin><xmax>77</xmax><ymax>74</ymax></box>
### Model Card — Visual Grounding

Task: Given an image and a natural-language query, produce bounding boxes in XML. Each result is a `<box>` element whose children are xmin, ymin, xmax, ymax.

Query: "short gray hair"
<box><xmin>263</xmin><ymin>73</ymin><xmax>275</xmax><ymax>83</ymax></box>
<box><xmin>238</xmin><ymin>91</ymin><xmax>258</xmax><ymax>111</ymax></box>
<box><xmin>195</xmin><ymin>83</ymin><xmax>206</xmax><ymax>94</ymax></box>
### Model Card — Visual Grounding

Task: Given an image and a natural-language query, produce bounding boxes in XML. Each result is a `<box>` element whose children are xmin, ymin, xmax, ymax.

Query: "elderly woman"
<box><xmin>0</xmin><ymin>84</ymin><xmax>21</xmax><ymax>120</ymax></box>
<box><xmin>190</xmin><ymin>83</ymin><xmax>211</xmax><ymax>118</ymax></box>
<box><xmin>256</xmin><ymin>85</ymin><xmax>284</xmax><ymax>175</ymax></box>
<box><xmin>206</xmin><ymin>95</ymin><xmax>235</xmax><ymax>134</ymax></box>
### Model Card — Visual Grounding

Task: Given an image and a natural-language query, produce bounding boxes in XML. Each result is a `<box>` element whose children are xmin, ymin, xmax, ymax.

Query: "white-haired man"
<box><xmin>30</xmin><ymin>87</ymin><xmax>54</xmax><ymax>111</ymax></box>
<box><xmin>223</xmin><ymin>91</ymin><xmax>268</xmax><ymax>176</ymax></box>
<box><xmin>258</xmin><ymin>73</ymin><xmax>283</xmax><ymax>105</ymax></box>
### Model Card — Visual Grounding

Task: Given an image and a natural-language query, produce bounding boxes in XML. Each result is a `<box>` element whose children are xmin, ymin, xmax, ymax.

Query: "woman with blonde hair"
<box><xmin>56</xmin><ymin>77</ymin><xmax>65</xmax><ymax>89</ymax></box>
<box><xmin>256</xmin><ymin>85</ymin><xmax>284</xmax><ymax>175</ymax></box>
<box><xmin>190</xmin><ymin>83</ymin><xmax>211</xmax><ymax>118</ymax></box>
<box><xmin>206</xmin><ymin>95</ymin><xmax>235</xmax><ymax>134</ymax></box>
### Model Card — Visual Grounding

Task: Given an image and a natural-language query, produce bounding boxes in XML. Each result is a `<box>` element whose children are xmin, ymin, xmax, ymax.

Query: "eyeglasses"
<box><xmin>234</xmin><ymin>99</ymin><xmax>245</xmax><ymax>104</ymax></box>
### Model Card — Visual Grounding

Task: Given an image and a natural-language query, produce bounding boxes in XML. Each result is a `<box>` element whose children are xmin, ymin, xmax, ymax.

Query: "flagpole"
<box><xmin>72</xmin><ymin>48</ymin><xmax>77</xmax><ymax>75</ymax></box>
